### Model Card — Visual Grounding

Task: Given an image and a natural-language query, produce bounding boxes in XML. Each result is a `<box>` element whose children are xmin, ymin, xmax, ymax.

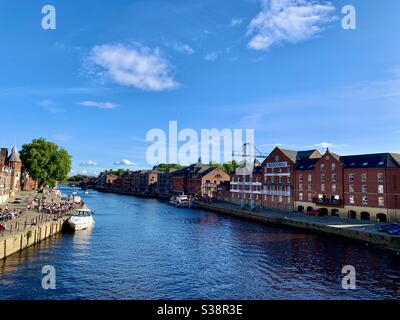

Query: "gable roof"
<box><xmin>280</xmin><ymin>149</ymin><xmax>320</xmax><ymax>163</ymax></box>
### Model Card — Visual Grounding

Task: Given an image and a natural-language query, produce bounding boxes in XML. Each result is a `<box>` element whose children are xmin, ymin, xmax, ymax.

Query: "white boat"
<box><xmin>169</xmin><ymin>194</ymin><xmax>191</xmax><ymax>207</ymax></box>
<box><xmin>68</xmin><ymin>208</ymin><xmax>95</xmax><ymax>231</ymax></box>
<box><xmin>84</xmin><ymin>190</ymin><xmax>89</xmax><ymax>195</ymax></box>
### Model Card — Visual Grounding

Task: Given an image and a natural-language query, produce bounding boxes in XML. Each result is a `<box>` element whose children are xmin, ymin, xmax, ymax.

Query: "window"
<box><xmin>378</xmin><ymin>197</ymin><xmax>384</xmax><ymax>207</ymax></box>
<box><xmin>271</xmin><ymin>176</ymin><xmax>274</xmax><ymax>183</ymax></box>
<box><xmin>332</xmin><ymin>174</ymin><xmax>337</xmax><ymax>182</ymax></box>
<box><xmin>287</xmin><ymin>176</ymin><xmax>291</xmax><ymax>184</ymax></box>
<box><xmin>308</xmin><ymin>174</ymin><xmax>312</xmax><ymax>182</ymax></box>
<box><xmin>279</xmin><ymin>195</ymin><xmax>283</xmax><ymax>202</ymax></box>
<box><xmin>308</xmin><ymin>193</ymin><xmax>312</xmax><ymax>201</ymax></box>
<box><xmin>299</xmin><ymin>184</ymin><xmax>303</xmax><ymax>191</ymax></box>
<box><xmin>299</xmin><ymin>193</ymin><xmax>303</xmax><ymax>201</ymax></box>
<box><xmin>349</xmin><ymin>184</ymin><xmax>354</xmax><ymax>193</ymax></box>
<box><xmin>332</xmin><ymin>184</ymin><xmax>336</xmax><ymax>193</ymax></box>
<box><xmin>278</xmin><ymin>176</ymin><xmax>282</xmax><ymax>183</ymax></box>
<box><xmin>362</xmin><ymin>185</ymin><xmax>367</xmax><ymax>193</ymax></box>
<box><xmin>377</xmin><ymin>173</ymin><xmax>384</xmax><ymax>183</ymax></box>
<box><xmin>331</xmin><ymin>163</ymin><xmax>336</xmax><ymax>171</ymax></box>
<box><xmin>349</xmin><ymin>173</ymin><xmax>354</xmax><ymax>183</ymax></box>
<box><xmin>320</xmin><ymin>174</ymin><xmax>325</xmax><ymax>182</ymax></box>
<box><xmin>361</xmin><ymin>173</ymin><xmax>367</xmax><ymax>183</ymax></box>
<box><xmin>349</xmin><ymin>195</ymin><xmax>355</xmax><ymax>205</ymax></box>
<box><xmin>321</xmin><ymin>184</ymin><xmax>325</xmax><ymax>192</ymax></box>
<box><xmin>299</xmin><ymin>175</ymin><xmax>303</xmax><ymax>183</ymax></box>
<box><xmin>320</xmin><ymin>164</ymin><xmax>325</xmax><ymax>171</ymax></box>
<box><xmin>362</xmin><ymin>196</ymin><xmax>368</xmax><ymax>205</ymax></box>
<box><xmin>378</xmin><ymin>185</ymin><xmax>384</xmax><ymax>194</ymax></box>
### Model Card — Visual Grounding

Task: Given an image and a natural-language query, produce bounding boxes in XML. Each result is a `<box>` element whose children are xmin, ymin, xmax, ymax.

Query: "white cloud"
<box><xmin>78</xmin><ymin>101</ymin><xmax>117</xmax><ymax>109</ymax></box>
<box><xmin>89</xmin><ymin>43</ymin><xmax>178</xmax><ymax>91</ymax></box>
<box><xmin>247</xmin><ymin>0</ymin><xmax>336</xmax><ymax>50</ymax></box>
<box><xmin>114</xmin><ymin>159</ymin><xmax>139</xmax><ymax>166</ymax></box>
<box><xmin>394</xmin><ymin>130</ymin><xmax>400</xmax><ymax>134</ymax></box>
<box><xmin>173</xmin><ymin>43</ymin><xmax>194</xmax><ymax>55</ymax></box>
<box><xmin>230</xmin><ymin>18</ymin><xmax>244</xmax><ymax>27</ymax></box>
<box><xmin>81</xmin><ymin>160</ymin><xmax>97</xmax><ymax>166</ymax></box>
<box><xmin>204</xmin><ymin>52</ymin><xmax>218</xmax><ymax>61</ymax></box>
<box><xmin>314</xmin><ymin>142</ymin><xmax>333</xmax><ymax>149</ymax></box>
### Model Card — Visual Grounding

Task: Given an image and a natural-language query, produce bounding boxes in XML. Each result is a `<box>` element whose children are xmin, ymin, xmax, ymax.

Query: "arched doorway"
<box><xmin>319</xmin><ymin>208</ymin><xmax>328</xmax><ymax>216</ymax></box>
<box><xmin>376</xmin><ymin>213</ymin><xmax>387</xmax><ymax>222</ymax></box>
<box><xmin>360</xmin><ymin>212</ymin><xmax>370</xmax><ymax>221</ymax></box>
<box><xmin>306</xmin><ymin>206</ymin><xmax>313</xmax><ymax>212</ymax></box>
<box><xmin>331</xmin><ymin>209</ymin><xmax>340</xmax><ymax>217</ymax></box>
<box><xmin>297</xmin><ymin>205</ymin><xmax>304</xmax><ymax>213</ymax></box>
<box><xmin>348</xmin><ymin>210</ymin><xmax>357</xmax><ymax>219</ymax></box>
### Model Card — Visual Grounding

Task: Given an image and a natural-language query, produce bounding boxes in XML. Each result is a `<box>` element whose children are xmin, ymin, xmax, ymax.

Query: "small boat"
<box><xmin>84</xmin><ymin>190</ymin><xmax>89</xmax><ymax>195</ymax></box>
<box><xmin>68</xmin><ymin>208</ymin><xmax>95</xmax><ymax>231</ymax></box>
<box><xmin>169</xmin><ymin>194</ymin><xmax>191</xmax><ymax>208</ymax></box>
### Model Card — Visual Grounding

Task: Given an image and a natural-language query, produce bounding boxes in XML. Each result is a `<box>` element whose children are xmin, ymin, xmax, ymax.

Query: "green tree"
<box><xmin>222</xmin><ymin>160</ymin><xmax>240</xmax><ymax>174</ymax></box>
<box><xmin>152</xmin><ymin>163</ymin><xmax>184</xmax><ymax>172</ymax></box>
<box><xmin>20</xmin><ymin>138</ymin><xmax>72</xmax><ymax>188</ymax></box>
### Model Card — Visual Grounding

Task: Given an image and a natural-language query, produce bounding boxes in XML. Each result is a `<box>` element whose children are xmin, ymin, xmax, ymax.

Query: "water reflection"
<box><xmin>0</xmin><ymin>186</ymin><xmax>399</xmax><ymax>300</ymax></box>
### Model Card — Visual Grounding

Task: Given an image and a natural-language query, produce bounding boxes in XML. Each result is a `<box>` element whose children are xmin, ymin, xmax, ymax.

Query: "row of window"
<box><xmin>297</xmin><ymin>193</ymin><xmax>385</xmax><ymax>207</ymax></box>
<box><xmin>320</xmin><ymin>163</ymin><xmax>336</xmax><ymax>171</ymax></box>
<box><xmin>299</xmin><ymin>183</ymin><xmax>384</xmax><ymax>194</ymax></box>
<box><xmin>299</xmin><ymin>172</ymin><xmax>384</xmax><ymax>183</ymax></box>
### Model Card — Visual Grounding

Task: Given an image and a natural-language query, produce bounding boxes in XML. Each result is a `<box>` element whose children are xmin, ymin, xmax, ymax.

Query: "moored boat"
<box><xmin>68</xmin><ymin>208</ymin><xmax>95</xmax><ymax>231</ymax></box>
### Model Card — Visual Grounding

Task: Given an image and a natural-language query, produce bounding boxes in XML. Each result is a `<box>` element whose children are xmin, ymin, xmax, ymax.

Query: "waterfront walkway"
<box><xmin>0</xmin><ymin>189</ymin><xmax>74</xmax><ymax>238</ymax></box>
<box><xmin>199</xmin><ymin>201</ymin><xmax>400</xmax><ymax>251</ymax></box>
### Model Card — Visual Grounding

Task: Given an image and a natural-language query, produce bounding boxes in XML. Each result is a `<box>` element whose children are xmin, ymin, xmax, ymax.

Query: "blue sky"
<box><xmin>0</xmin><ymin>0</ymin><xmax>399</xmax><ymax>175</ymax></box>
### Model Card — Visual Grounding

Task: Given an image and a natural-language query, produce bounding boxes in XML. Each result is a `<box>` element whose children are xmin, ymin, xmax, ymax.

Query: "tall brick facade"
<box><xmin>0</xmin><ymin>147</ymin><xmax>22</xmax><ymax>204</ymax></box>
<box><xmin>230</xmin><ymin>146</ymin><xmax>400</xmax><ymax>222</ymax></box>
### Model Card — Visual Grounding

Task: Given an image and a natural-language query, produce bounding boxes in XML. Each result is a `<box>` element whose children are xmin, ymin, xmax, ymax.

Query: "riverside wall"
<box><xmin>0</xmin><ymin>217</ymin><xmax>69</xmax><ymax>260</ymax></box>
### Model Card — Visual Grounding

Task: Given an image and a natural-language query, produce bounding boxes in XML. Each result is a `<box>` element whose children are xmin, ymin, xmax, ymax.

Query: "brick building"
<box><xmin>229</xmin><ymin>146</ymin><xmax>400</xmax><ymax>222</ymax></box>
<box><xmin>295</xmin><ymin>150</ymin><xmax>400</xmax><ymax>222</ymax></box>
<box><xmin>0</xmin><ymin>147</ymin><xmax>22</xmax><ymax>204</ymax></box>
<box><xmin>171</xmin><ymin>163</ymin><xmax>230</xmax><ymax>198</ymax></box>
<box><xmin>230</xmin><ymin>165</ymin><xmax>264</xmax><ymax>207</ymax></box>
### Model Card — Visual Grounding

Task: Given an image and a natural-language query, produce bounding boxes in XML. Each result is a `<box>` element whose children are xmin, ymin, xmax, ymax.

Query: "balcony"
<box><xmin>312</xmin><ymin>197</ymin><xmax>343</xmax><ymax>207</ymax></box>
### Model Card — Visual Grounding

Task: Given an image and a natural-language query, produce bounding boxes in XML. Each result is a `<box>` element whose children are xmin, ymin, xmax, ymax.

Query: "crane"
<box><xmin>232</xmin><ymin>142</ymin><xmax>268</xmax><ymax>210</ymax></box>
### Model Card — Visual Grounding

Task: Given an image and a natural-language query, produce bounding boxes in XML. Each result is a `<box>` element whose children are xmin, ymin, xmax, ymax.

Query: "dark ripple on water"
<box><xmin>0</xmin><ymin>187</ymin><xmax>400</xmax><ymax>300</ymax></box>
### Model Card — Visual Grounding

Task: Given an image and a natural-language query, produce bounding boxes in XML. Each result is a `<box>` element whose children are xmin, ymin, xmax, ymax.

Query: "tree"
<box><xmin>222</xmin><ymin>160</ymin><xmax>240</xmax><ymax>174</ymax></box>
<box><xmin>152</xmin><ymin>163</ymin><xmax>184</xmax><ymax>172</ymax></box>
<box><xmin>20</xmin><ymin>138</ymin><xmax>72</xmax><ymax>188</ymax></box>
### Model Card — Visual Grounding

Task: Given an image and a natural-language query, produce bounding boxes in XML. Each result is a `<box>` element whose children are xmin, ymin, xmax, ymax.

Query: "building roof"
<box><xmin>8</xmin><ymin>147</ymin><xmax>21</xmax><ymax>163</ymax></box>
<box><xmin>295</xmin><ymin>158</ymin><xmax>320</xmax><ymax>171</ymax></box>
<box><xmin>280</xmin><ymin>149</ymin><xmax>320</xmax><ymax>162</ymax></box>
<box><xmin>171</xmin><ymin>163</ymin><xmax>220</xmax><ymax>177</ymax></box>
<box><xmin>340</xmin><ymin>153</ymin><xmax>400</xmax><ymax>169</ymax></box>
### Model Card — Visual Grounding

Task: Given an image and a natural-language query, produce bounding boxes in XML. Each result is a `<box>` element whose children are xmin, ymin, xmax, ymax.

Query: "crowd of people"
<box><xmin>0</xmin><ymin>189</ymin><xmax>80</xmax><ymax>233</ymax></box>
<box><xmin>41</xmin><ymin>201</ymin><xmax>78</xmax><ymax>217</ymax></box>
<box><xmin>0</xmin><ymin>207</ymin><xmax>24</xmax><ymax>222</ymax></box>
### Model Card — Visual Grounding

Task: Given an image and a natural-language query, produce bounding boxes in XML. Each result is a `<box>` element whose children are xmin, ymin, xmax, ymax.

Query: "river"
<box><xmin>0</xmin><ymin>186</ymin><xmax>399</xmax><ymax>300</ymax></box>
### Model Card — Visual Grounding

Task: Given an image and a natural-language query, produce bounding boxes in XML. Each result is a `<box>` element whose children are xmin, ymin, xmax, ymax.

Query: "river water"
<box><xmin>0</xmin><ymin>186</ymin><xmax>399</xmax><ymax>300</ymax></box>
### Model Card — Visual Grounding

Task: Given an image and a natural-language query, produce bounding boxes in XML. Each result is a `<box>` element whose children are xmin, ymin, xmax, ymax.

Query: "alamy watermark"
<box><xmin>146</xmin><ymin>121</ymin><xmax>255</xmax><ymax>166</ymax></box>
<box><xmin>41</xmin><ymin>5</ymin><xmax>56</xmax><ymax>30</ymax></box>
<box><xmin>341</xmin><ymin>265</ymin><xmax>356</xmax><ymax>290</ymax></box>
<box><xmin>41</xmin><ymin>265</ymin><xmax>56</xmax><ymax>290</ymax></box>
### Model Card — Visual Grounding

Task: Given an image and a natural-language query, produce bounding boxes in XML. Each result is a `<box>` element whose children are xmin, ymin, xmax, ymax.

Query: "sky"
<box><xmin>0</xmin><ymin>0</ymin><xmax>399</xmax><ymax>176</ymax></box>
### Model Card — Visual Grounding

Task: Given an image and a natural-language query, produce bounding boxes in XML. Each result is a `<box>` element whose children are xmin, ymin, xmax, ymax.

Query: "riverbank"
<box><xmin>199</xmin><ymin>202</ymin><xmax>400</xmax><ymax>253</ymax></box>
<box><xmin>0</xmin><ymin>190</ymin><xmax>75</xmax><ymax>260</ymax></box>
